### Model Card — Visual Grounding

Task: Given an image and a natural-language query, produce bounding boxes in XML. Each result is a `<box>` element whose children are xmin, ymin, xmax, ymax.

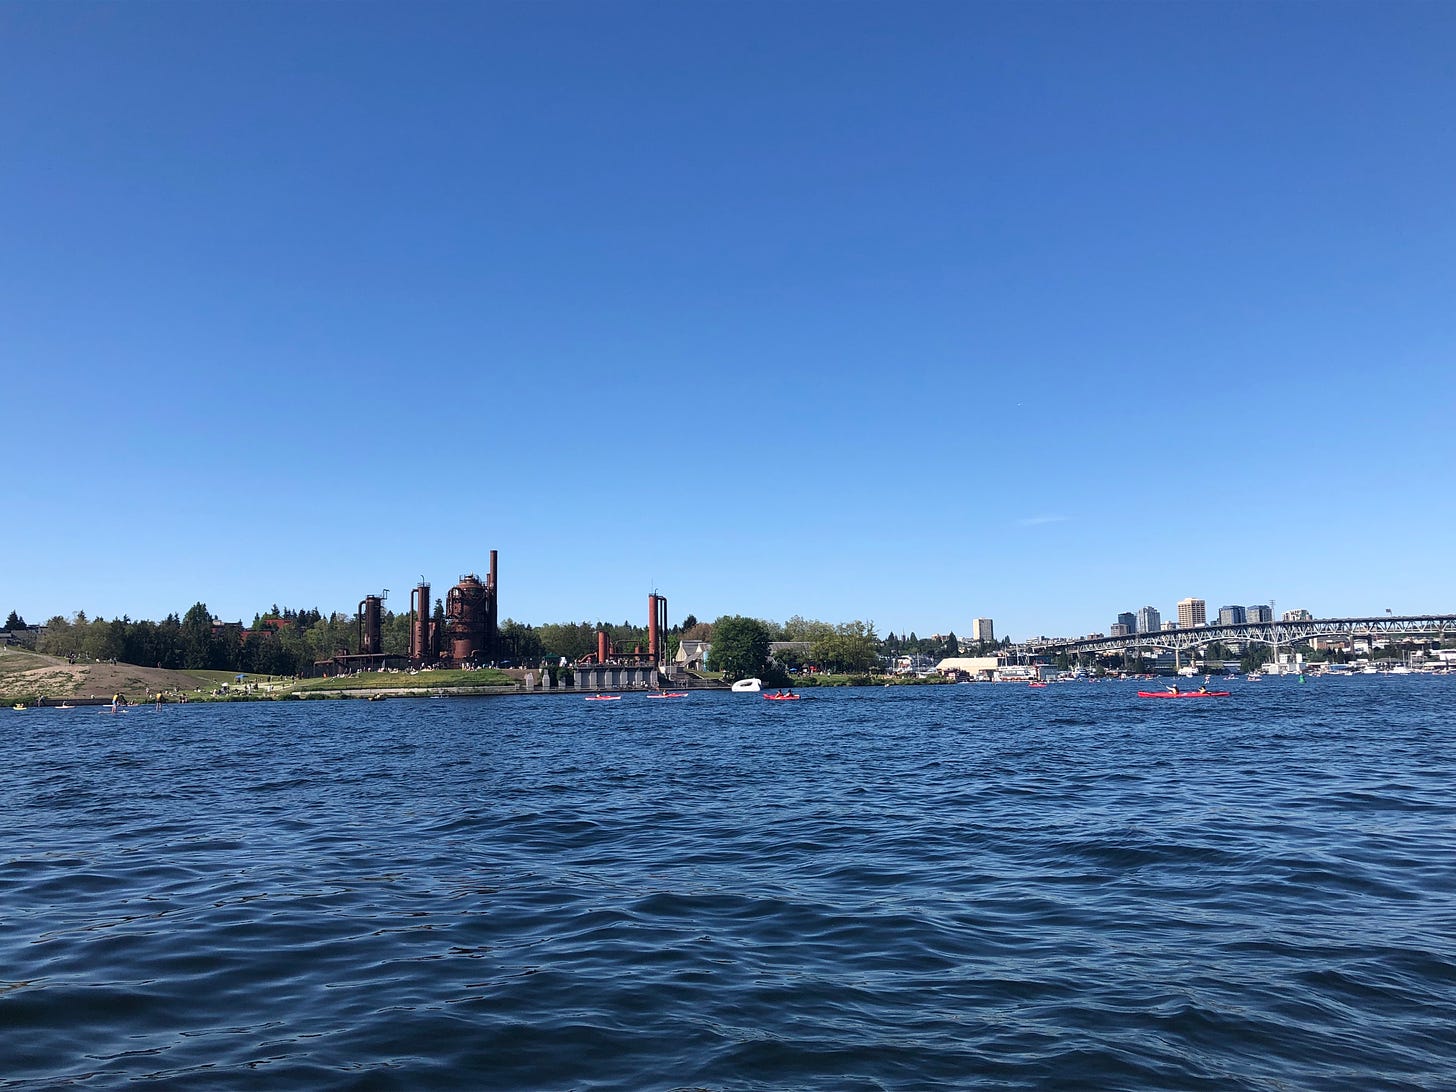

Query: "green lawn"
<box><xmin>291</xmin><ymin>668</ymin><xmax>516</xmax><ymax>693</ymax></box>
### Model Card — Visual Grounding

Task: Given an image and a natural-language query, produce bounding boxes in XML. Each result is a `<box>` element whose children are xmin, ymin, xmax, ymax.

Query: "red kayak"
<box><xmin>1137</xmin><ymin>691</ymin><xmax>1230</xmax><ymax>699</ymax></box>
<box><xmin>764</xmin><ymin>694</ymin><xmax>801</xmax><ymax>701</ymax></box>
<box><xmin>584</xmin><ymin>695</ymin><xmax>621</xmax><ymax>702</ymax></box>
<box><xmin>645</xmin><ymin>692</ymin><xmax>688</xmax><ymax>699</ymax></box>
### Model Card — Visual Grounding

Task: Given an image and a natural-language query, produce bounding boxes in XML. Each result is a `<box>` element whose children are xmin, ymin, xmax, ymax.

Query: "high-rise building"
<box><xmin>1282</xmin><ymin>609</ymin><xmax>1312</xmax><ymax>622</ymax></box>
<box><xmin>1116</xmin><ymin>611</ymin><xmax>1136</xmax><ymax>633</ymax></box>
<box><xmin>1177</xmin><ymin>597</ymin><xmax>1207</xmax><ymax>628</ymax></box>
<box><xmin>1162</xmin><ymin>620</ymin><xmax>1179</xmax><ymax>631</ymax></box>
<box><xmin>1110</xmin><ymin>623</ymin><xmax>1133</xmax><ymax>637</ymax></box>
<box><xmin>1137</xmin><ymin>606</ymin><xmax>1161</xmax><ymax>634</ymax></box>
<box><xmin>972</xmin><ymin>618</ymin><xmax>995</xmax><ymax>644</ymax></box>
<box><xmin>1217</xmin><ymin>605</ymin><xmax>1247</xmax><ymax>626</ymax></box>
<box><xmin>1246</xmin><ymin>604</ymin><xmax>1272</xmax><ymax>624</ymax></box>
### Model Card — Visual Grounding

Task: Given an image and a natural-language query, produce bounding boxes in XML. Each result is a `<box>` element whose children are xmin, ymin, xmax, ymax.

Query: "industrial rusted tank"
<box><xmin>359</xmin><ymin>595</ymin><xmax>383</xmax><ymax>655</ymax></box>
<box><xmin>446</xmin><ymin>574</ymin><xmax>491</xmax><ymax>663</ymax></box>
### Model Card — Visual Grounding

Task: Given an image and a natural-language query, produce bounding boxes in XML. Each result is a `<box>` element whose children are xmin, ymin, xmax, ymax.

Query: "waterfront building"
<box><xmin>936</xmin><ymin>656</ymin><xmax>998</xmax><ymax>680</ymax></box>
<box><xmin>1217</xmin><ymin>605</ymin><xmax>1247</xmax><ymax>626</ymax></box>
<box><xmin>1137</xmin><ymin>606</ymin><xmax>1161</xmax><ymax>634</ymax></box>
<box><xmin>675</xmin><ymin>640</ymin><xmax>709</xmax><ymax>671</ymax></box>
<box><xmin>1246</xmin><ymin>604</ymin><xmax>1273</xmax><ymax>624</ymax></box>
<box><xmin>1177</xmin><ymin>597</ymin><xmax>1207</xmax><ymax>628</ymax></box>
<box><xmin>972</xmin><ymin>618</ymin><xmax>995</xmax><ymax>644</ymax></box>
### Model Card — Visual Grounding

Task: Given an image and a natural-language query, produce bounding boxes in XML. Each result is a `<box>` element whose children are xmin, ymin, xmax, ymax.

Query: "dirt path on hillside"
<box><xmin>0</xmin><ymin>650</ymin><xmax>242</xmax><ymax>701</ymax></box>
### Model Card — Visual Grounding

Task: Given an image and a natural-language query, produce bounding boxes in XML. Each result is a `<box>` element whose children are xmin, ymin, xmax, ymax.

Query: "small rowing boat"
<box><xmin>645</xmin><ymin>692</ymin><xmax>688</xmax><ymax>698</ymax></box>
<box><xmin>585</xmin><ymin>695</ymin><xmax>621</xmax><ymax>702</ymax></box>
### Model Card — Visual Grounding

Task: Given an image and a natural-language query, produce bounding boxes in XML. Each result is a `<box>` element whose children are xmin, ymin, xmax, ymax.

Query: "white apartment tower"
<box><xmin>1177</xmin><ymin>597</ymin><xmax>1207</xmax><ymax>628</ymax></box>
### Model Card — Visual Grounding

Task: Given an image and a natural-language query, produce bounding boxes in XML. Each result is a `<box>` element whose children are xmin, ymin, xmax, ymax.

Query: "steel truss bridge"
<box><xmin>1017</xmin><ymin>615</ymin><xmax>1456</xmax><ymax>659</ymax></box>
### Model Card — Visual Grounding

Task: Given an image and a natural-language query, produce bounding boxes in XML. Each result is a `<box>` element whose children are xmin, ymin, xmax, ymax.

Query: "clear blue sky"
<box><xmin>4</xmin><ymin>2</ymin><xmax>1453</xmax><ymax>640</ymax></box>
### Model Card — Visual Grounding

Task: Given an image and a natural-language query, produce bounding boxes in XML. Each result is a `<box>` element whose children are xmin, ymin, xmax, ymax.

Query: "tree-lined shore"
<box><xmin>4</xmin><ymin>602</ymin><xmax>996</xmax><ymax>686</ymax></box>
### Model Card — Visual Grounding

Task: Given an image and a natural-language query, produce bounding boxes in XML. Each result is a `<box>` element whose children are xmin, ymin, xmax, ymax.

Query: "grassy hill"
<box><xmin>0</xmin><ymin>646</ymin><xmax>252</xmax><ymax>704</ymax></box>
<box><xmin>0</xmin><ymin>646</ymin><xmax>522</xmax><ymax>704</ymax></box>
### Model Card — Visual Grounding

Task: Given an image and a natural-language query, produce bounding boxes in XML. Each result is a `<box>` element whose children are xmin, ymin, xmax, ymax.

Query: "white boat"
<box><xmin>730</xmin><ymin>678</ymin><xmax>762</xmax><ymax>692</ymax></box>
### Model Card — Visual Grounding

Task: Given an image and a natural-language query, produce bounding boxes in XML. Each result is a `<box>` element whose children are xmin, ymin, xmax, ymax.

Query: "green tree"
<box><xmin>1240</xmin><ymin>644</ymin><xmax>1272</xmax><ymax>673</ymax></box>
<box><xmin>811</xmin><ymin>620</ymin><xmax>880</xmax><ymax>674</ymax></box>
<box><xmin>80</xmin><ymin>616</ymin><xmax>123</xmax><ymax>662</ymax></box>
<box><xmin>782</xmin><ymin>616</ymin><xmax>833</xmax><ymax>645</ymax></box>
<box><xmin>381</xmin><ymin>610</ymin><xmax>412</xmax><ymax>656</ymax></box>
<box><xmin>3</xmin><ymin>610</ymin><xmax>23</xmax><ymax>631</ymax></box>
<box><xmin>772</xmin><ymin>643</ymin><xmax>809</xmax><ymax>673</ymax></box>
<box><xmin>181</xmin><ymin>603</ymin><xmax>217</xmax><ymax>670</ymax></box>
<box><xmin>37</xmin><ymin>615</ymin><xmax>80</xmax><ymax>658</ymax></box>
<box><xmin>156</xmin><ymin>612</ymin><xmax>182</xmax><ymax>669</ymax></box>
<box><xmin>499</xmin><ymin>619</ymin><xmax>545</xmax><ymax>664</ymax></box>
<box><xmin>537</xmin><ymin>621</ymin><xmax>598</xmax><ymax>662</ymax></box>
<box><xmin>709</xmin><ymin>615</ymin><xmax>772</xmax><ymax>681</ymax></box>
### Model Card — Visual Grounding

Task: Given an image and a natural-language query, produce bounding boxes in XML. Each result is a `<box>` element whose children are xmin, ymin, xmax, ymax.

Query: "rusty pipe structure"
<box><xmin>410</xmin><ymin>582</ymin><xmax>431</xmax><ymax>664</ymax></box>
<box><xmin>446</xmin><ymin>573</ymin><xmax>490</xmax><ymax>664</ymax></box>
<box><xmin>648</xmin><ymin>593</ymin><xmax>668</xmax><ymax>667</ymax></box>
<box><xmin>486</xmin><ymin>550</ymin><xmax>499</xmax><ymax>661</ymax></box>
<box><xmin>358</xmin><ymin>595</ymin><xmax>383</xmax><ymax>656</ymax></box>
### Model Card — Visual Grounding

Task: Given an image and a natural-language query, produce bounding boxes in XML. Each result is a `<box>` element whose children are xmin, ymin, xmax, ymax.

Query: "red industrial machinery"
<box><xmin>581</xmin><ymin>591</ymin><xmax>668</xmax><ymax>666</ymax></box>
<box><xmin>358</xmin><ymin>593</ymin><xmax>385</xmax><ymax>656</ymax></box>
<box><xmin>649</xmin><ymin>592</ymin><xmax>667</xmax><ymax>667</ymax></box>
<box><xmin>447</xmin><ymin>573</ymin><xmax>490</xmax><ymax>662</ymax></box>
<box><xmin>409</xmin><ymin>581</ymin><xmax>433</xmax><ymax>663</ymax></box>
<box><xmin>410</xmin><ymin>551</ymin><xmax>500</xmax><ymax>667</ymax></box>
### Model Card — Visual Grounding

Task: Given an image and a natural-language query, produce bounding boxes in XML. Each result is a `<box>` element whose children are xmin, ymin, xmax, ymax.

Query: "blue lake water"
<box><xmin>3</xmin><ymin>678</ymin><xmax>1454</xmax><ymax>1090</ymax></box>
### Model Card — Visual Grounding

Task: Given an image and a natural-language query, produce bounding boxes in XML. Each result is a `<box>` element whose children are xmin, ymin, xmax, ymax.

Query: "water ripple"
<box><xmin>2</xmin><ymin>678</ymin><xmax>1454</xmax><ymax>1089</ymax></box>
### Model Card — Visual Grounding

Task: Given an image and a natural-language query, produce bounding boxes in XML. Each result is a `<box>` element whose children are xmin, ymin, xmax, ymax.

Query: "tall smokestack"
<box><xmin>487</xmin><ymin>550</ymin><xmax>499</xmax><ymax>660</ymax></box>
<box><xmin>410</xmin><ymin>582</ymin><xmax>430</xmax><ymax>664</ymax></box>
<box><xmin>648</xmin><ymin>594</ymin><xmax>659</xmax><ymax>667</ymax></box>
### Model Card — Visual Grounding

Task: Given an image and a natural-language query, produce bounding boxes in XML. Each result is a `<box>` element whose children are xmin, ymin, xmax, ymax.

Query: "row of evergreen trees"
<box><xmin>20</xmin><ymin>605</ymin><xmax>705</xmax><ymax>677</ymax></box>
